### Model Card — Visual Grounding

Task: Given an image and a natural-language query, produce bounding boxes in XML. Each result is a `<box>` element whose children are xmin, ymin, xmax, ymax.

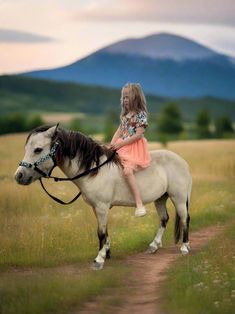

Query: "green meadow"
<box><xmin>163</xmin><ymin>222</ymin><xmax>235</xmax><ymax>314</ymax></box>
<box><xmin>0</xmin><ymin>133</ymin><xmax>235</xmax><ymax>313</ymax></box>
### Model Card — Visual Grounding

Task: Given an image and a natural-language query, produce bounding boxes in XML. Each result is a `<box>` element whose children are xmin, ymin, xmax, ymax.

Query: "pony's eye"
<box><xmin>34</xmin><ymin>147</ymin><xmax>43</xmax><ymax>154</ymax></box>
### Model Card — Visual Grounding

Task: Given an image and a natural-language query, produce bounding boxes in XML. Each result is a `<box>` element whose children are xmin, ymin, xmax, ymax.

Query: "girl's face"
<box><xmin>122</xmin><ymin>87</ymin><xmax>130</xmax><ymax>110</ymax></box>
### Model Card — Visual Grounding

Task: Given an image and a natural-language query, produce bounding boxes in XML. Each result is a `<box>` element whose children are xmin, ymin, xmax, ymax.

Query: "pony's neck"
<box><xmin>54</xmin><ymin>128</ymin><xmax>119</xmax><ymax>174</ymax></box>
<box><xmin>58</xmin><ymin>157</ymin><xmax>80</xmax><ymax>178</ymax></box>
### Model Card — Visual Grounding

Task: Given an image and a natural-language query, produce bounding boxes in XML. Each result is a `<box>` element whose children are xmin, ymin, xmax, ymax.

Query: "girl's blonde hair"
<box><xmin>120</xmin><ymin>83</ymin><xmax>148</xmax><ymax>117</ymax></box>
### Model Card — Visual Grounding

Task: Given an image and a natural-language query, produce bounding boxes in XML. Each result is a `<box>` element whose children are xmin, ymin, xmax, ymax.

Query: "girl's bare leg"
<box><xmin>123</xmin><ymin>167</ymin><xmax>146</xmax><ymax>216</ymax></box>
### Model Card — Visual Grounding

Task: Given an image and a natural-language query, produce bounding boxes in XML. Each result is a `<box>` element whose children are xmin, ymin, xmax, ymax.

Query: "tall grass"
<box><xmin>0</xmin><ymin>133</ymin><xmax>235</xmax><ymax>313</ymax></box>
<box><xmin>0</xmin><ymin>263</ymin><xmax>128</xmax><ymax>314</ymax></box>
<box><xmin>1</xmin><ymin>135</ymin><xmax>235</xmax><ymax>267</ymax></box>
<box><xmin>162</xmin><ymin>222</ymin><xmax>235</xmax><ymax>314</ymax></box>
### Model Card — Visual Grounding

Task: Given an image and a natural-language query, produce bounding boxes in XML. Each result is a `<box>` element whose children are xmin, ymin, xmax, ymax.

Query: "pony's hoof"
<box><xmin>92</xmin><ymin>261</ymin><xmax>104</xmax><ymax>270</ymax></box>
<box><xmin>180</xmin><ymin>244</ymin><xmax>189</xmax><ymax>255</ymax></box>
<box><xmin>146</xmin><ymin>245</ymin><xmax>159</xmax><ymax>254</ymax></box>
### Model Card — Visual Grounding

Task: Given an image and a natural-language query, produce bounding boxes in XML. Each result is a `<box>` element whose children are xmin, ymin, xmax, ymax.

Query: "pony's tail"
<box><xmin>174</xmin><ymin>212</ymin><xmax>181</xmax><ymax>244</ymax></box>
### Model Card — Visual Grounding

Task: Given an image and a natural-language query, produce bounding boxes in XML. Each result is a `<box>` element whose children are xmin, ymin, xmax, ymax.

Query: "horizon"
<box><xmin>1</xmin><ymin>0</ymin><xmax>235</xmax><ymax>75</ymax></box>
<box><xmin>1</xmin><ymin>31</ymin><xmax>234</xmax><ymax>76</ymax></box>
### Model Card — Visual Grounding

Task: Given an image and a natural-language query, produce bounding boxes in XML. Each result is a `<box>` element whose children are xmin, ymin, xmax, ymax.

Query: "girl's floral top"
<box><xmin>120</xmin><ymin>111</ymin><xmax>148</xmax><ymax>139</ymax></box>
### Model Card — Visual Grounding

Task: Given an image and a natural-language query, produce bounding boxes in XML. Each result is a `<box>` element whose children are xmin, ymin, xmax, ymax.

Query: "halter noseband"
<box><xmin>19</xmin><ymin>141</ymin><xmax>59</xmax><ymax>177</ymax></box>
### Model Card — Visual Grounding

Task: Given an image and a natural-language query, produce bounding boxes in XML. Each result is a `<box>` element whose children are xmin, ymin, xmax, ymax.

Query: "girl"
<box><xmin>110</xmin><ymin>83</ymin><xmax>151</xmax><ymax>217</ymax></box>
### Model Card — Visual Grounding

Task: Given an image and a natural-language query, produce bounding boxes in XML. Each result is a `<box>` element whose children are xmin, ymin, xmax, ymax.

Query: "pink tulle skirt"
<box><xmin>116</xmin><ymin>137</ymin><xmax>151</xmax><ymax>171</ymax></box>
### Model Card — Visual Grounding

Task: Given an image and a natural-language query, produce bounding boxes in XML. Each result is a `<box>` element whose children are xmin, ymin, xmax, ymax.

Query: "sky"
<box><xmin>1</xmin><ymin>0</ymin><xmax>235</xmax><ymax>74</ymax></box>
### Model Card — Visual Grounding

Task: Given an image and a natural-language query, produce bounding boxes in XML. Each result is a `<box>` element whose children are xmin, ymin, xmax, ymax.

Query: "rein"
<box><xmin>19</xmin><ymin>143</ymin><xmax>116</xmax><ymax>205</ymax></box>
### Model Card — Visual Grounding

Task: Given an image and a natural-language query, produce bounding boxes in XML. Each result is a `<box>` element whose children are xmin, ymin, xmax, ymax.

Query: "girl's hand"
<box><xmin>110</xmin><ymin>142</ymin><xmax>123</xmax><ymax>151</ymax></box>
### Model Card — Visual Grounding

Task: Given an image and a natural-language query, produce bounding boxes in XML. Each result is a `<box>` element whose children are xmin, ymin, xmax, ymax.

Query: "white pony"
<box><xmin>15</xmin><ymin>125</ymin><xmax>192</xmax><ymax>270</ymax></box>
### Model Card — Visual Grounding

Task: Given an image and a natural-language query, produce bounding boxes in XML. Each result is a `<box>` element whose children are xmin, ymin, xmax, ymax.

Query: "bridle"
<box><xmin>19</xmin><ymin>142</ymin><xmax>116</xmax><ymax>205</ymax></box>
<box><xmin>19</xmin><ymin>141</ymin><xmax>60</xmax><ymax>178</ymax></box>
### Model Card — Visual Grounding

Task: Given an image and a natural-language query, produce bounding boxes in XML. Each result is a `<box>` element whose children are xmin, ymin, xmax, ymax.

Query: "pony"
<box><xmin>15</xmin><ymin>125</ymin><xmax>192</xmax><ymax>270</ymax></box>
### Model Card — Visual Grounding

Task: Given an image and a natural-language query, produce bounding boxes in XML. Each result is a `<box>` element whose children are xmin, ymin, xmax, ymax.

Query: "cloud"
<box><xmin>0</xmin><ymin>29</ymin><xmax>56</xmax><ymax>43</ymax></box>
<box><xmin>74</xmin><ymin>0</ymin><xmax>235</xmax><ymax>27</ymax></box>
<box><xmin>0</xmin><ymin>0</ymin><xmax>69</xmax><ymax>39</ymax></box>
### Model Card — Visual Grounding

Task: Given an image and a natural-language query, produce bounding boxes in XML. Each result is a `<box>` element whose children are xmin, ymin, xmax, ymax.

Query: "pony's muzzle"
<box><xmin>15</xmin><ymin>168</ymin><xmax>33</xmax><ymax>185</ymax></box>
<box><xmin>15</xmin><ymin>170</ymin><xmax>23</xmax><ymax>182</ymax></box>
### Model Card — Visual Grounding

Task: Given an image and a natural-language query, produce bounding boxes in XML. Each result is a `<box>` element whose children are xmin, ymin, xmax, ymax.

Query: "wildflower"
<box><xmin>204</xmin><ymin>264</ymin><xmax>211</xmax><ymax>269</ymax></box>
<box><xmin>194</xmin><ymin>282</ymin><xmax>204</xmax><ymax>288</ymax></box>
<box><xmin>214</xmin><ymin>301</ymin><xmax>219</xmax><ymax>307</ymax></box>
<box><xmin>62</xmin><ymin>214</ymin><xmax>72</xmax><ymax>219</ymax></box>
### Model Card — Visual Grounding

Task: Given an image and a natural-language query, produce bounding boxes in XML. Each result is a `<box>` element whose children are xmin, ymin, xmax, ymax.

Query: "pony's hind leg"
<box><xmin>172</xmin><ymin>197</ymin><xmax>190</xmax><ymax>254</ymax></box>
<box><xmin>147</xmin><ymin>193</ymin><xmax>169</xmax><ymax>254</ymax></box>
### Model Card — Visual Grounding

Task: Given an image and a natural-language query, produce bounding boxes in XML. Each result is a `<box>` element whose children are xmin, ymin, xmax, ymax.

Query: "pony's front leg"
<box><xmin>92</xmin><ymin>205</ymin><xmax>110</xmax><ymax>270</ymax></box>
<box><xmin>147</xmin><ymin>195</ymin><xmax>169</xmax><ymax>253</ymax></box>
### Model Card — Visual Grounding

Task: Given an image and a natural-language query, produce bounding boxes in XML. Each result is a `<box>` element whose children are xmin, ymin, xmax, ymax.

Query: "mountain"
<box><xmin>102</xmin><ymin>33</ymin><xmax>217</xmax><ymax>61</ymax></box>
<box><xmin>21</xmin><ymin>33</ymin><xmax>235</xmax><ymax>100</ymax></box>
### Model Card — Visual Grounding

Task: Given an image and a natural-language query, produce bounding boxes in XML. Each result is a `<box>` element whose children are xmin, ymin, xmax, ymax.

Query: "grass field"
<box><xmin>163</xmin><ymin>222</ymin><xmax>235</xmax><ymax>314</ymax></box>
<box><xmin>0</xmin><ymin>133</ymin><xmax>235</xmax><ymax>313</ymax></box>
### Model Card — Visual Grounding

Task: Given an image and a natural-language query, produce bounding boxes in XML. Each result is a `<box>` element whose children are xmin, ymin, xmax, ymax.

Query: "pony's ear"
<box><xmin>45</xmin><ymin>124</ymin><xmax>59</xmax><ymax>138</ymax></box>
<box><xmin>55</xmin><ymin>123</ymin><xmax>59</xmax><ymax>132</ymax></box>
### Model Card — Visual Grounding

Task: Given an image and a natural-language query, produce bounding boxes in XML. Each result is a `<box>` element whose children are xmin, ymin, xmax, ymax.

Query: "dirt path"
<box><xmin>78</xmin><ymin>225</ymin><xmax>223</xmax><ymax>314</ymax></box>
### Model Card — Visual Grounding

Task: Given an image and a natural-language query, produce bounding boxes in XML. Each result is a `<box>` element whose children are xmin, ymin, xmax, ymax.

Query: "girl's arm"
<box><xmin>111</xmin><ymin>127</ymin><xmax>145</xmax><ymax>150</ymax></box>
<box><xmin>110</xmin><ymin>125</ymin><xmax>121</xmax><ymax>145</ymax></box>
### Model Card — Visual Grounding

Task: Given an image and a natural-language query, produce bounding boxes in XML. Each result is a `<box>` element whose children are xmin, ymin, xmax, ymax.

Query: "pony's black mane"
<box><xmin>27</xmin><ymin>125</ymin><xmax>120</xmax><ymax>175</ymax></box>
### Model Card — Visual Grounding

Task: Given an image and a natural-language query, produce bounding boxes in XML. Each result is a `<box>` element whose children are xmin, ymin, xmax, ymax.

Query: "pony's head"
<box><xmin>15</xmin><ymin>125</ymin><xmax>58</xmax><ymax>185</ymax></box>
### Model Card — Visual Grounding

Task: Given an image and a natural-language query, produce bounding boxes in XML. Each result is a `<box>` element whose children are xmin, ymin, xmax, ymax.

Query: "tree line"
<box><xmin>0</xmin><ymin>104</ymin><xmax>234</xmax><ymax>142</ymax></box>
<box><xmin>0</xmin><ymin>113</ymin><xmax>44</xmax><ymax>135</ymax></box>
<box><xmin>102</xmin><ymin>103</ymin><xmax>234</xmax><ymax>143</ymax></box>
<box><xmin>154</xmin><ymin>103</ymin><xmax>234</xmax><ymax>140</ymax></box>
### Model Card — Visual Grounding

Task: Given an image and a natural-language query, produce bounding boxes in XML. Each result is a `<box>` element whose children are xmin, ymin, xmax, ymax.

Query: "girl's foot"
<box><xmin>135</xmin><ymin>206</ymin><xmax>147</xmax><ymax>217</ymax></box>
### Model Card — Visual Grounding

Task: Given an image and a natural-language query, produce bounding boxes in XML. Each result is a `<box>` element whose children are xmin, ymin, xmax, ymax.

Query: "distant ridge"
<box><xmin>102</xmin><ymin>32</ymin><xmax>217</xmax><ymax>61</ymax></box>
<box><xmin>1</xmin><ymin>75</ymin><xmax>235</xmax><ymax>122</ymax></box>
<box><xmin>20</xmin><ymin>33</ymin><xmax>235</xmax><ymax>100</ymax></box>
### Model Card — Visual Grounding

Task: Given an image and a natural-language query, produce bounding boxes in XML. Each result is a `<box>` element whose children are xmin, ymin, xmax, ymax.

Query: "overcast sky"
<box><xmin>1</xmin><ymin>0</ymin><xmax>235</xmax><ymax>74</ymax></box>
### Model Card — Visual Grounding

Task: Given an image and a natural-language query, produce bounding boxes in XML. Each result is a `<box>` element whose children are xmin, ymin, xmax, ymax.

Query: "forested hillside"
<box><xmin>1</xmin><ymin>75</ymin><xmax>235</xmax><ymax>121</ymax></box>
